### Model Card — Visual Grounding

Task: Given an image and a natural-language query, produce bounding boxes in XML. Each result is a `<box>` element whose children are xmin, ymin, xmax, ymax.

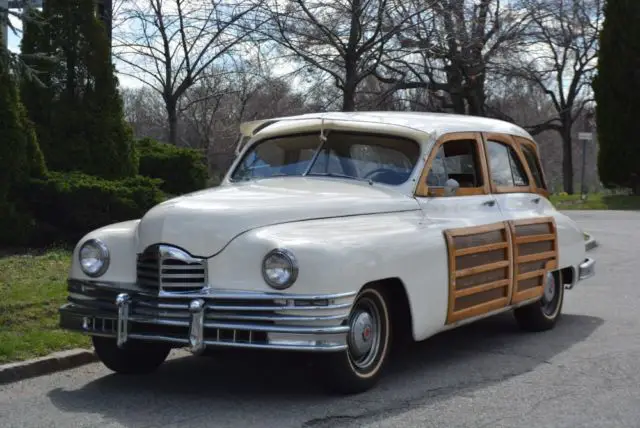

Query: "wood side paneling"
<box><xmin>508</xmin><ymin>217</ymin><xmax>558</xmax><ymax>305</ymax></box>
<box><xmin>444</xmin><ymin>222</ymin><xmax>514</xmax><ymax>324</ymax></box>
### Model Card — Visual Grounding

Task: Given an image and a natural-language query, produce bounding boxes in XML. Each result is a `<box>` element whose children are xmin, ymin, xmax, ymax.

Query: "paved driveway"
<box><xmin>1</xmin><ymin>210</ymin><xmax>637</xmax><ymax>428</ymax></box>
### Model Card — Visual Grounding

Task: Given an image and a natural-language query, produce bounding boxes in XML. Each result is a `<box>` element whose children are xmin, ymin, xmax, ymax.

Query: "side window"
<box><xmin>426</xmin><ymin>139</ymin><xmax>483</xmax><ymax>190</ymax></box>
<box><xmin>520</xmin><ymin>143</ymin><xmax>546</xmax><ymax>190</ymax></box>
<box><xmin>486</xmin><ymin>141</ymin><xmax>529</xmax><ymax>187</ymax></box>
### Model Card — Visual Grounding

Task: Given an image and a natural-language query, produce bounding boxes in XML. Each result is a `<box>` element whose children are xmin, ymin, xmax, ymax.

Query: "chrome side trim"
<box><xmin>68</xmin><ymin>279</ymin><xmax>357</xmax><ymax>301</ymax></box>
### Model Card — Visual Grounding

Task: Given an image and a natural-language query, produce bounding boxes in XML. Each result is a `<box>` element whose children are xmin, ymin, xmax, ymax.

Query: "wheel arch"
<box><xmin>560</xmin><ymin>265</ymin><xmax>575</xmax><ymax>286</ymax></box>
<box><xmin>359</xmin><ymin>277</ymin><xmax>414</xmax><ymax>346</ymax></box>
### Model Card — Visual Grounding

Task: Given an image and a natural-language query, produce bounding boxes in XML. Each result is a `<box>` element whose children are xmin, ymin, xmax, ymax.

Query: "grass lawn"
<box><xmin>0</xmin><ymin>249</ymin><xmax>89</xmax><ymax>364</ymax></box>
<box><xmin>550</xmin><ymin>193</ymin><xmax>640</xmax><ymax>210</ymax></box>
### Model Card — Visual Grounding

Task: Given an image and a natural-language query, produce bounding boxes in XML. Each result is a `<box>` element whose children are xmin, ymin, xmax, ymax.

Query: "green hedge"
<box><xmin>0</xmin><ymin>50</ymin><xmax>48</xmax><ymax>247</ymax></box>
<box><xmin>25</xmin><ymin>171</ymin><xmax>166</xmax><ymax>246</ymax></box>
<box><xmin>136</xmin><ymin>138</ymin><xmax>208</xmax><ymax>196</ymax></box>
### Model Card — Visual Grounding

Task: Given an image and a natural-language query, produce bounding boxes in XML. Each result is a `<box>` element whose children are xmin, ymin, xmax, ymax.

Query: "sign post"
<box><xmin>578</xmin><ymin>132</ymin><xmax>593</xmax><ymax>199</ymax></box>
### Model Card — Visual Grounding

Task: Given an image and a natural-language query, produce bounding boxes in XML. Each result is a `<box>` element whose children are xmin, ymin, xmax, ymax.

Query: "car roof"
<box><xmin>240</xmin><ymin>111</ymin><xmax>535</xmax><ymax>142</ymax></box>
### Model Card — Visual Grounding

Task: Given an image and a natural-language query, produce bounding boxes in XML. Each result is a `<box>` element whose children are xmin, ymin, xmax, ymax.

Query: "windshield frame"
<box><xmin>228</xmin><ymin>130</ymin><xmax>423</xmax><ymax>186</ymax></box>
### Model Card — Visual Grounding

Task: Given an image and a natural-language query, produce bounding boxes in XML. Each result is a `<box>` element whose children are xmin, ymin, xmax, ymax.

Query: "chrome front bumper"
<box><xmin>59</xmin><ymin>279</ymin><xmax>355</xmax><ymax>353</ymax></box>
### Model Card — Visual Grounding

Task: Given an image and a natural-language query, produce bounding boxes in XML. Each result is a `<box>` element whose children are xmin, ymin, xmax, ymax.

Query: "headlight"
<box><xmin>78</xmin><ymin>239</ymin><xmax>110</xmax><ymax>277</ymax></box>
<box><xmin>262</xmin><ymin>248</ymin><xmax>298</xmax><ymax>290</ymax></box>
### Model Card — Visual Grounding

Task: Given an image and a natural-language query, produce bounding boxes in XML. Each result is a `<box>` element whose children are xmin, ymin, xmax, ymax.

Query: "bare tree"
<box><xmin>112</xmin><ymin>0</ymin><xmax>262</xmax><ymax>144</ymax></box>
<box><xmin>122</xmin><ymin>86</ymin><xmax>168</xmax><ymax>140</ymax></box>
<box><xmin>493</xmin><ymin>0</ymin><xmax>602</xmax><ymax>194</ymax></box>
<box><xmin>261</xmin><ymin>0</ymin><xmax>421</xmax><ymax>112</ymax></box>
<box><xmin>378</xmin><ymin>0</ymin><xmax>533</xmax><ymax>116</ymax></box>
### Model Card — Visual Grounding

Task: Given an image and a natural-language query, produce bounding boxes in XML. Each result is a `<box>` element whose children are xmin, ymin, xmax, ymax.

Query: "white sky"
<box><xmin>5</xmin><ymin>2</ymin><xmax>596</xmax><ymax>98</ymax></box>
<box><xmin>6</xmin><ymin>11</ymin><xmax>142</xmax><ymax>87</ymax></box>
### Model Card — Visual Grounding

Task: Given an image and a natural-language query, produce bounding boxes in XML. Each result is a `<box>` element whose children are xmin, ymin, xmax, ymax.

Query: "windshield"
<box><xmin>230</xmin><ymin>131</ymin><xmax>421</xmax><ymax>186</ymax></box>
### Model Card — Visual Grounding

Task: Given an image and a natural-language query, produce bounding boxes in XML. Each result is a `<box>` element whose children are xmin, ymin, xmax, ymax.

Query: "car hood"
<box><xmin>135</xmin><ymin>177</ymin><xmax>420</xmax><ymax>257</ymax></box>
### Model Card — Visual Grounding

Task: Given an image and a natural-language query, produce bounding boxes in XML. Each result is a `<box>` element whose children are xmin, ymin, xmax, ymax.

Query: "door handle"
<box><xmin>482</xmin><ymin>200</ymin><xmax>496</xmax><ymax>207</ymax></box>
<box><xmin>531</xmin><ymin>197</ymin><xmax>541</xmax><ymax>204</ymax></box>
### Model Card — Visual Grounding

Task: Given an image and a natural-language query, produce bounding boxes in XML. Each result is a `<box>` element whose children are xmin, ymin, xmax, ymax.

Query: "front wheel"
<box><xmin>92</xmin><ymin>336</ymin><xmax>172</xmax><ymax>374</ymax></box>
<box><xmin>514</xmin><ymin>270</ymin><xmax>564</xmax><ymax>332</ymax></box>
<box><xmin>318</xmin><ymin>285</ymin><xmax>392</xmax><ymax>394</ymax></box>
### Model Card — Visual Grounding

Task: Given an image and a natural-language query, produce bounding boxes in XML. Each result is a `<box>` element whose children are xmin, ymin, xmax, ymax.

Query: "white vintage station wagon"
<box><xmin>59</xmin><ymin>111</ymin><xmax>596</xmax><ymax>394</ymax></box>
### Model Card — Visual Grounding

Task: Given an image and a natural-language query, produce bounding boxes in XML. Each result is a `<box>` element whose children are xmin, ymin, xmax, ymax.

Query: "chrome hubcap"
<box><xmin>350</xmin><ymin>311</ymin><xmax>374</xmax><ymax>357</ymax></box>
<box><xmin>541</xmin><ymin>271</ymin><xmax>559</xmax><ymax>316</ymax></box>
<box><xmin>543</xmin><ymin>272</ymin><xmax>556</xmax><ymax>302</ymax></box>
<box><xmin>347</xmin><ymin>297</ymin><xmax>381</xmax><ymax>370</ymax></box>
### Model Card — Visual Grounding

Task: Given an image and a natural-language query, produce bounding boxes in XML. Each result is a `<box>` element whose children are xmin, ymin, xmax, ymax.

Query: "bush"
<box><xmin>25</xmin><ymin>171</ymin><xmax>166</xmax><ymax>246</ymax></box>
<box><xmin>136</xmin><ymin>138</ymin><xmax>208</xmax><ymax>195</ymax></box>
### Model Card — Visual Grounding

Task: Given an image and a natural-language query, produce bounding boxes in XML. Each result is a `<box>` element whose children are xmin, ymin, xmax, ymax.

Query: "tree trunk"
<box><xmin>342</xmin><ymin>61</ymin><xmax>357</xmax><ymax>112</ymax></box>
<box><xmin>561</xmin><ymin>122</ymin><xmax>574</xmax><ymax>194</ymax></box>
<box><xmin>166</xmin><ymin>99</ymin><xmax>178</xmax><ymax>144</ymax></box>
<box><xmin>446</xmin><ymin>64</ymin><xmax>466</xmax><ymax>114</ymax></box>
<box><xmin>465</xmin><ymin>72</ymin><xmax>486</xmax><ymax>116</ymax></box>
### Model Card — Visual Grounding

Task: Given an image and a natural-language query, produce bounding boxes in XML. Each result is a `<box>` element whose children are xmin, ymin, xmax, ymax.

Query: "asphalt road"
<box><xmin>1</xmin><ymin>210</ymin><xmax>637</xmax><ymax>428</ymax></box>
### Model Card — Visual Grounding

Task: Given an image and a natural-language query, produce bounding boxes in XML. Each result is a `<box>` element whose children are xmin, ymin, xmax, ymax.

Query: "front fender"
<box><xmin>68</xmin><ymin>220</ymin><xmax>141</xmax><ymax>283</ymax></box>
<box><xmin>207</xmin><ymin>211</ymin><xmax>450</xmax><ymax>341</ymax></box>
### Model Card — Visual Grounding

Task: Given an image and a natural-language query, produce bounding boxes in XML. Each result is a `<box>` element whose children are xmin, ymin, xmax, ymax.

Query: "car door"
<box><xmin>415</xmin><ymin>132</ymin><xmax>513</xmax><ymax>324</ymax></box>
<box><xmin>481</xmin><ymin>133</ymin><xmax>559</xmax><ymax>305</ymax></box>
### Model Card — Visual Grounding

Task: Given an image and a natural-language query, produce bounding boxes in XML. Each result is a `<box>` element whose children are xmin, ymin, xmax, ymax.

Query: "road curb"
<box><xmin>584</xmin><ymin>233</ymin><xmax>598</xmax><ymax>251</ymax></box>
<box><xmin>0</xmin><ymin>348</ymin><xmax>97</xmax><ymax>385</ymax></box>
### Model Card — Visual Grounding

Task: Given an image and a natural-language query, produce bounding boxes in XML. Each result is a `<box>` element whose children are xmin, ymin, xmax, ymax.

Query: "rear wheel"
<box><xmin>92</xmin><ymin>336</ymin><xmax>172</xmax><ymax>374</ymax></box>
<box><xmin>318</xmin><ymin>285</ymin><xmax>392</xmax><ymax>394</ymax></box>
<box><xmin>514</xmin><ymin>270</ymin><xmax>564</xmax><ymax>332</ymax></box>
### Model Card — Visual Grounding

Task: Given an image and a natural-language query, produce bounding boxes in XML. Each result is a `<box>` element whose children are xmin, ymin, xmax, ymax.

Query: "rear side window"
<box><xmin>426</xmin><ymin>139</ymin><xmax>484</xmax><ymax>188</ymax></box>
<box><xmin>486</xmin><ymin>141</ymin><xmax>529</xmax><ymax>187</ymax></box>
<box><xmin>520</xmin><ymin>143</ymin><xmax>546</xmax><ymax>189</ymax></box>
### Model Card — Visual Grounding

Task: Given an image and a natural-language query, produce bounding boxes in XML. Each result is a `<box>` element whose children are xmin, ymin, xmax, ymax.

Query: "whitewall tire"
<box><xmin>514</xmin><ymin>270</ymin><xmax>564</xmax><ymax>332</ymax></box>
<box><xmin>318</xmin><ymin>285</ymin><xmax>392</xmax><ymax>394</ymax></box>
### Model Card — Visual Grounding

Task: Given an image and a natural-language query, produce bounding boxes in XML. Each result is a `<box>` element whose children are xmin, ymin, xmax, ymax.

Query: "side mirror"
<box><xmin>444</xmin><ymin>178</ymin><xmax>460</xmax><ymax>196</ymax></box>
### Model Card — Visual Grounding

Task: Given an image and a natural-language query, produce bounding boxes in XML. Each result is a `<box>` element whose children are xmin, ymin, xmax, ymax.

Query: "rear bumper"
<box><xmin>59</xmin><ymin>279</ymin><xmax>355</xmax><ymax>353</ymax></box>
<box><xmin>578</xmin><ymin>257</ymin><xmax>596</xmax><ymax>281</ymax></box>
<box><xmin>566</xmin><ymin>257</ymin><xmax>596</xmax><ymax>290</ymax></box>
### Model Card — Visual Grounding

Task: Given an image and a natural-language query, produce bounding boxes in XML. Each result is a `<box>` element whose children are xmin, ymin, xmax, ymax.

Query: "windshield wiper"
<box><xmin>306</xmin><ymin>172</ymin><xmax>374</xmax><ymax>185</ymax></box>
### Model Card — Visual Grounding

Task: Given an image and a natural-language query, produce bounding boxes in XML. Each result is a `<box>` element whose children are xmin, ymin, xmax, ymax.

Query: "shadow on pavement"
<box><xmin>47</xmin><ymin>312</ymin><xmax>603</xmax><ymax>427</ymax></box>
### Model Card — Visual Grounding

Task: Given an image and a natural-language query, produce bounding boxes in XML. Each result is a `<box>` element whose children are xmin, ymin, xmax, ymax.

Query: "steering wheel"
<box><xmin>363</xmin><ymin>168</ymin><xmax>395</xmax><ymax>179</ymax></box>
<box><xmin>363</xmin><ymin>167</ymin><xmax>405</xmax><ymax>185</ymax></box>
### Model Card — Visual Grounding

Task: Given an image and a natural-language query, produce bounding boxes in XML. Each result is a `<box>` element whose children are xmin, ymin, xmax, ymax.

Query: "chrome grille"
<box><xmin>136</xmin><ymin>245</ymin><xmax>206</xmax><ymax>292</ymax></box>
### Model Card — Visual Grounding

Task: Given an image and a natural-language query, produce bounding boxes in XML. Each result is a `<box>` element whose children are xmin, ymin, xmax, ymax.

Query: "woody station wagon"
<box><xmin>59</xmin><ymin>111</ymin><xmax>596</xmax><ymax>394</ymax></box>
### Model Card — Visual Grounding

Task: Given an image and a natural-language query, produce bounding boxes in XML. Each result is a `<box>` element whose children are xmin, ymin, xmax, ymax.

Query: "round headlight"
<box><xmin>78</xmin><ymin>239</ymin><xmax>110</xmax><ymax>277</ymax></box>
<box><xmin>262</xmin><ymin>249</ymin><xmax>298</xmax><ymax>290</ymax></box>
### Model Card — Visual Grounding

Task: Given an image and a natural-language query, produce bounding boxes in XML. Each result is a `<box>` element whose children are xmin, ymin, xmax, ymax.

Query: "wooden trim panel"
<box><xmin>443</xmin><ymin>222</ymin><xmax>514</xmax><ymax>324</ymax></box>
<box><xmin>415</xmin><ymin>132</ymin><xmax>491</xmax><ymax>197</ymax></box>
<box><xmin>508</xmin><ymin>217</ymin><xmax>558</xmax><ymax>305</ymax></box>
<box><xmin>481</xmin><ymin>132</ymin><xmax>536</xmax><ymax>194</ymax></box>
